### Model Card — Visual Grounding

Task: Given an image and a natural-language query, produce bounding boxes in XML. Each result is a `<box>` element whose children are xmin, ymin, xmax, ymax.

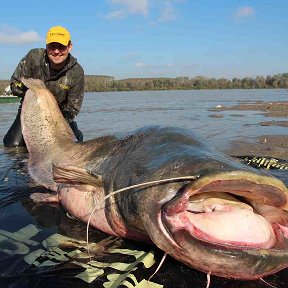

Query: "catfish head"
<box><xmin>108</xmin><ymin>128</ymin><xmax>288</xmax><ymax>280</ymax></box>
<box><xmin>125</xmin><ymin>160</ymin><xmax>288</xmax><ymax>279</ymax></box>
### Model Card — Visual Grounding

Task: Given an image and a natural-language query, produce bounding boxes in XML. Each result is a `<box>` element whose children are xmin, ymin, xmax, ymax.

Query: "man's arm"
<box><xmin>10</xmin><ymin>53</ymin><xmax>32</xmax><ymax>97</ymax></box>
<box><xmin>10</xmin><ymin>48</ymin><xmax>44</xmax><ymax>98</ymax></box>
<box><xmin>61</xmin><ymin>70</ymin><xmax>85</xmax><ymax>122</ymax></box>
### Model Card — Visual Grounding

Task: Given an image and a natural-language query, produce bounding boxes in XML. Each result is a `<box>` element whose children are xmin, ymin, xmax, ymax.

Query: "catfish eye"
<box><xmin>173</xmin><ymin>162</ymin><xmax>182</xmax><ymax>170</ymax></box>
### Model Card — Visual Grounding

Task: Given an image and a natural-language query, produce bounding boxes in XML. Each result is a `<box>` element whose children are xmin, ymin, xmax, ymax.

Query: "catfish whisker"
<box><xmin>260</xmin><ymin>278</ymin><xmax>277</xmax><ymax>288</ymax></box>
<box><xmin>206</xmin><ymin>271</ymin><xmax>211</xmax><ymax>288</ymax></box>
<box><xmin>86</xmin><ymin>175</ymin><xmax>199</xmax><ymax>258</ymax></box>
<box><xmin>148</xmin><ymin>252</ymin><xmax>167</xmax><ymax>283</ymax></box>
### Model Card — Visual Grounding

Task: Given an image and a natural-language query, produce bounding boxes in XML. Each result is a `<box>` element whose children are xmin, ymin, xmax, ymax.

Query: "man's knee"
<box><xmin>69</xmin><ymin>121</ymin><xmax>83</xmax><ymax>142</ymax></box>
<box><xmin>3</xmin><ymin>133</ymin><xmax>26</xmax><ymax>147</ymax></box>
<box><xmin>3</xmin><ymin>110</ymin><xmax>26</xmax><ymax>147</ymax></box>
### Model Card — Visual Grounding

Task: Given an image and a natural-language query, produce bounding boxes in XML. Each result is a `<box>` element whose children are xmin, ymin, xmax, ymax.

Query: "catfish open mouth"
<box><xmin>162</xmin><ymin>172</ymin><xmax>288</xmax><ymax>250</ymax></box>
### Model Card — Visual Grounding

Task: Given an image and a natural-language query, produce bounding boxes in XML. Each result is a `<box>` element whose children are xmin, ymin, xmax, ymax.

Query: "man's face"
<box><xmin>46</xmin><ymin>42</ymin><xmax>72</xmax><ymax>66</ymax></box>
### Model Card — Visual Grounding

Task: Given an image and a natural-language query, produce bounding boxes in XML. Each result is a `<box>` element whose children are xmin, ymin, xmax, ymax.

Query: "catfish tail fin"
<box><xmin>20</xmin><ymin>78</ymin><xmax>77</xmax><ymax>190</ymax></box>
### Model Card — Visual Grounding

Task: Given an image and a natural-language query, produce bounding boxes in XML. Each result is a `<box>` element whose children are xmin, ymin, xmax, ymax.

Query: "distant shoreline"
<box><xmin>1</xmin><ymin>73</ymin><xmax>288</xmax><ymax>93</ymax></box>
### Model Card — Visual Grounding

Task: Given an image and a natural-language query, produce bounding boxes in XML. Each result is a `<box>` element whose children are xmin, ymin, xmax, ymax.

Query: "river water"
<box><xmin>1</xmin><ymin>89</ymin><xmax>287</xmax><ymax>149</ymax></box>
<box><xmin>78</xmin><ymin>89</ymin><xmax>288</xmax><ymax>150</ymax></box>
<box><xmin>0</xmin><ymin>89</ymin><xmax>287</xmax><ymax>288</ymax></box>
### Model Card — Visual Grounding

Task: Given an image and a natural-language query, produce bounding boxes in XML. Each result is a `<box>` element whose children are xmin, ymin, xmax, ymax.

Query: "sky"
<box><xmin>0</xmin><ymin>0</ymin><xmax>287</xmax><ymax>80</ymax></box>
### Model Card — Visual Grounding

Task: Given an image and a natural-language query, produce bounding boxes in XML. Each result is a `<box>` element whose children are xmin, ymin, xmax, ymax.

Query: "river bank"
<box><xmin>216</xmin><ymin>101</ymin><xmax>288</xmax><ymax>160</ymax></box>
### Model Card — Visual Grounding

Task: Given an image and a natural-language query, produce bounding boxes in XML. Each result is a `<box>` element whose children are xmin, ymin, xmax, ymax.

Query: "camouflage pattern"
<box><xmin>11</xmin><ymin>48</ymin><xmax>84</xmax><ymax>122</ymax></box>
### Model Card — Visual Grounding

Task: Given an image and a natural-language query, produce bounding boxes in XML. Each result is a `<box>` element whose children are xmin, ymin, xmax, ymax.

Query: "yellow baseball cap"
<box><xmin>46</xmin><ymin>26</ymin><xmax>71</xmax><ymax>46</ymax></box>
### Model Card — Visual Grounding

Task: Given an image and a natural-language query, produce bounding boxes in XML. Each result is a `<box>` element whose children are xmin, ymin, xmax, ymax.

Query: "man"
<box><xmin>3</xmin><ymin>25</ymin><xmax>84</xmax><ymax>147</ymax></box>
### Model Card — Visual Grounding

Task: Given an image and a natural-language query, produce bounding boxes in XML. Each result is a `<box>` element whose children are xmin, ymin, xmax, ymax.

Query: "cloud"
<box><xmin>135</xmin><ymin>62</ymin><xmax>149</xmax><ymax>68</ymax></box>
<box><xmin>0</xmin><ymin>27</ymin><xmax>41</xmax><ymax>44</ymax></box>
<box><xmin>106</xmin><ymin>0</ymin><xmax>149</xmax><ymax>19</ymax></box>
<box><xmin>123</xmin><ymin>51</ymin><xmax>138</xmax><ymax>60</ymax></box>
<box><xmin>151</xmin><ymin>1</ymin><xmax>176</xmax><ymax>24</ymax></box>
<box><xmin>234</xmin><ymin>6</ymin><xmax>254</xmax><ymax>20</ymax></box>
<box><xmin>106</xmin><ymin>10</ymin><xmax>126</xmax><ymax>19</ymax></box>
<box><xmin>105</xmin><ymin>0</ymin><xmax>179</xmax><ymax>23</ymax></box>
<box><xmin>135</xmin><ymin>62</ymin><xmax>174</xmax><ymax>69</ymax></box>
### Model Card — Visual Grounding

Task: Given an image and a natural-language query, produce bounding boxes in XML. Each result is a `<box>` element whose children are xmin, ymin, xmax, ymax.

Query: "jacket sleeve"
<box><xmin>61</xmin><ymin>67</ymin><xmax>85</xmax><ymax>122</ymax></box>
<box><xmin>10</xmin><ymin>51</ymin><xmax>34</xmax><ymax>97</ymax></box>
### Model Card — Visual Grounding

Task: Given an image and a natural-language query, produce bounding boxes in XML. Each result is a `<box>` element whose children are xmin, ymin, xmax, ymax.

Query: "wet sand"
<box><xmin>213</xmin><ymin>101</ymin><xmax>288</xmax><ymax>160</ymax></box>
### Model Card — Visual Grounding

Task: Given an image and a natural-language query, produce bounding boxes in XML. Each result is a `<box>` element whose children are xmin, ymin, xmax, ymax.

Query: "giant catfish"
<box><xmin>20</xmin><ymin>78</ymin><xmax>288</xmax><ymax>280</ymax></box>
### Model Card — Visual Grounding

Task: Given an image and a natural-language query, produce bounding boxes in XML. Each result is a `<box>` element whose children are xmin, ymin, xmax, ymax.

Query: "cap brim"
<box><xmin>46</xmin><ymin>37</ymin><xmax>69</xmax><ymax>46</ymax></box>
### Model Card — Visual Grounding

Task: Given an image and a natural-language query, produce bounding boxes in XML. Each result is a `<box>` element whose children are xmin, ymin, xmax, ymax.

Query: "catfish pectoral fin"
<box><xmin>52</xmin><ymin>164</ymin><xmax>103</xmax><ymax>187</ymax></box>
<box><xmin>30</xmin><ymin>192</ymin><xmax>59</xmax><ymax>203</ymax></box>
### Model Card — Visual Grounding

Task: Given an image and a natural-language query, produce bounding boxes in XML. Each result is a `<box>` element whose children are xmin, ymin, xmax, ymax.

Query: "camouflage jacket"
<box><xmin>11</xmin><ymin>48</ymin><xmax>84</xmax><ymax>122</ymax></box>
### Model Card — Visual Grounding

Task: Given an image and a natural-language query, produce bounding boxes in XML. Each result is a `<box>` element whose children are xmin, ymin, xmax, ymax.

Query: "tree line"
<box><xmin>84</xmin><ymin>73</ymin><xmax>288</xmax><ymax>92</ymax></box>
<box><xmin>1</xmin><ymin>73</ymin><xmax>288</xmax><ymax>94</ymax></box>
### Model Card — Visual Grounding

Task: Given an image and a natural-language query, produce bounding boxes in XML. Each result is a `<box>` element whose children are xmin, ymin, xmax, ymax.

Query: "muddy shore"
<box><xmin>210</xmin><ymin>101</ymin><xmax>288</xmax><ymax>160</ymax></box>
